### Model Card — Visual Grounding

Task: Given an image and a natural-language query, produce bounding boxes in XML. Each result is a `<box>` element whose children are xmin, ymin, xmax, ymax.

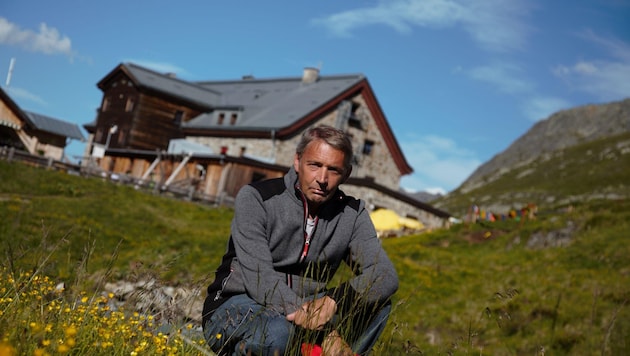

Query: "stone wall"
<box><xmin>342</xmin><ymin>95</ymin><xmax>401</xmax><ymax>190</ymax></box>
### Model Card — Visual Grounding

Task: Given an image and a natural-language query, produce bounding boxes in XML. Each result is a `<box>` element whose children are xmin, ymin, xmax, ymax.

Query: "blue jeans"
<box><xmin>203</xmin><ymin>294</ymin><xmax>392</xmax><ymax>356</ymax></box>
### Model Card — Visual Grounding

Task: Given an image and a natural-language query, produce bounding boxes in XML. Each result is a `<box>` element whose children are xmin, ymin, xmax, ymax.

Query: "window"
<box><xmin>102</xmin><ymin>98</ymin><xmax>110</xmax><ymax>112</ymax></box>
<box><xmin>117</xmin><ymin>130</ymin><xmax>126</xmax><ymax>145</ymax></box>
<box><xmin>230</xmin><ymin>113</ymin><xmax>238</xmax><ymax>125</ymax></box>
<box><xmin>125</xmin><ymin>98</ymin><xmax>135</xmax><ymax>112</ymax></box>
<box><xmin>174</xmin><ymin>110</ymin><xmax>184</xmax><ymax>125</ymax></box>
<box><xmin>348</xmin><ymin>116</ymin><xmax>362</xmax><ymax>129</ymax></box>
<box><xmin>217</xmin><ymin>113</ymin><xmax>225</xmax><ymax>125</ymax></box>
<box><xmin>348</xmin><ymin>102</ymin><xmax>363</xmax><ymax>129</ymax></box>
<box><xmin>362</xmin><ymin>139</ymin><xmax>374</xmax><ymax>155</ymax></box>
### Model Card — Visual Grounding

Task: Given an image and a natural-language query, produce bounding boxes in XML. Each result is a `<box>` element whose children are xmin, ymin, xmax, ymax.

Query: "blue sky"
<box><xmin>1</xmin><ymin>1</ymin><xmax>629</xmax><ymax>194</ymax></box>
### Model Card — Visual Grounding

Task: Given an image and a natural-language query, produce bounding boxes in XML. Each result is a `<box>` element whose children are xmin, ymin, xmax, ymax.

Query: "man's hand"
<box><xmin>286</xmin><ymin>296</ymin><xmax>337</xmax><ymax>330</ymax></box>
<box><xmin>321</xmin><ymin>329</ymin><xmax>355</xmax><ymax>356</ymax></box>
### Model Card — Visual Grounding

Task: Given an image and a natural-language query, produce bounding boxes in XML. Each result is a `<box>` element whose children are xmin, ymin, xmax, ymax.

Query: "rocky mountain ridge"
<box><xmin>458</xmin><ymin>98</ymin><xmax>630</xmax><ymax>193</ymax></box>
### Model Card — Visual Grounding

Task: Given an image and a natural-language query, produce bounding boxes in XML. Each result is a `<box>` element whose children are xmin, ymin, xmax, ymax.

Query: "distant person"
<box><xmin>202</xmin><ymin>125</ymin><xmax>399</xmax><ymax>355</ymax></box>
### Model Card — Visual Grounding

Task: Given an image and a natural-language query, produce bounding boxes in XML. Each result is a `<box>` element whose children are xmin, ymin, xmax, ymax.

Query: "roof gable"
<box><xmin>356</xmin><ymin>80</ymin><xmax>413</xmax><ymax>175</ymax></box>
<box><xmin>186</xmin><ymin>74</ymin><xmax>365</xmax><ymax>130</ymax></box>
<box><xmin>97</xmin><ymin>63</ymin><xmax>221</xmax><ymax>109</ymax></box>
<box><xmin>0</xmin><ymin>86</ymin><xmax>29</xmax><ymax>126</ymax></box>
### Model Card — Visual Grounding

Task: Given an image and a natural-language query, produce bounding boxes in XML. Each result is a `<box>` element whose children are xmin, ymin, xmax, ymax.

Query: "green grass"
<box><xmin>0</xmin><ymin>160</ymin><xmax>232</xmax><ymax>285</ymax></box>
<box><xmin>1</xmin><ymin>159</ymin><xmax>629</xmax><ymax>354</ymax></box>
<box><xmin>380</xmin><ymin>205</ymin><xmax>630</xmax><ymax>354</ymax></box>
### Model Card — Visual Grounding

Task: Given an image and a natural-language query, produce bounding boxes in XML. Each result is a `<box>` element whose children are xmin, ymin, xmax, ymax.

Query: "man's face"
<box><xmin>294</xmin><ymin>139</ymin><xmax>350</xmax><ymax>210</ymax></box>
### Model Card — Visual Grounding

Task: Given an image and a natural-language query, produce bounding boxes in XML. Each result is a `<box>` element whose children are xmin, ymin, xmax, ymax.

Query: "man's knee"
<box><xmin>254</xmin><ymin>316</ymin><xmax>292</xmax><ymax>352</ymax></box>
<box><xmin>233</xmin><ymin>331</ymin><xmax>290</xmax><ymax>355</ymax></box>
<box><xmin>205</xmin><ymin>309</ymin><xmax>292</xmax><ymax>355</ymax></box>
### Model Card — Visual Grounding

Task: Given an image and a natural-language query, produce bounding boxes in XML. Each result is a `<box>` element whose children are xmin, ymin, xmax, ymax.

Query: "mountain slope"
<box><xmin>434</xmin><ymin>98</ymin><xmax>630</xmax><ymax>217</ymax></box>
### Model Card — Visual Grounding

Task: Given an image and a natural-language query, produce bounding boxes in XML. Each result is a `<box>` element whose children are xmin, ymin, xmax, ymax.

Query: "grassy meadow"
<box><xmin>1</xmin><ymin>159</ymin><xmax>629</xmax><ymax>355</ymax></box>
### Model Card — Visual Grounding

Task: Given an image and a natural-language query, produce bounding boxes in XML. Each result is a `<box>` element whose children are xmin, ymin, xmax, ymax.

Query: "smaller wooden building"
<box><xmin>0</xmin><ymin>87</ymin><xmax>84</xmax><ymax>161</ymax></box>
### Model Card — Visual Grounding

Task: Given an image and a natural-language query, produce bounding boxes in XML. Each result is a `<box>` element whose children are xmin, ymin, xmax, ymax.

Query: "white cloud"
<box><xmin>124</xmin><ymin>59</ymin><xmax>189</xmax><ymax>77</ymax></box>
<box><xmin>554</xmin><ymin>31</ymin><xmax>630</xmax><ymax>101</ymax></box>
<box><xmin>312</xmin><ymin>0</ymin><xmax>532</xmax><ymax>52</ymax></box>
<box><xmin>3</xmin><ymin>86</ymin><xmax>47</xmax><ymax>106</ymax></box>
<box><xmin>311</xmin><ymin>0</ymin><xmax>464</xmax><ymax>38</ymax></box>
<box><xmin>0</xmin><ymin>17</ymin><xmax>74</xmax><ymax>57</ymax></box>
<box><xmin>400</xmin><ymin>176</ymin><xmax>447</xmax><ymax>195</ymax></box>
<box><xmin>581</xmin><ymin>29</ymin><xmax>630</xmax><ymax>61</ymax></box>
<box><xmin>521</xmin><ymin>96</ymin><xmax>571</xmax><ymax>122</ymax></box>
<box><xmin>468</xmin><ymin>62</ymin><xmax>533</xmax><ymax>93</ymax></box>
<box><xmin>399</xmin><ymin>134</ymin><xmax>481</xmax><ymax>193</ymax></box>
<box><xmin>468</xmin><ymin>63</ymin><xmax>575</xmax><ymax>121</ymax></box>
<box><xmin>425</xmin><ymin>187</ymin><xmax>447</xmax><ymax>195</ymax></box>
<box><xmin>555</xmin><ymin>60</ymin><xmax>630</xmax><ymax>100</ymax></box>
<box><xmin>573</xmin><ymin>61</ymin><xmax>598</xmax><ymax>75</ymax></box>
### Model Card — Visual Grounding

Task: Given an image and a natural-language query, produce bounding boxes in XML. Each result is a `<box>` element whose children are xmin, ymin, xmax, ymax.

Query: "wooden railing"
<box><xmin>0</xmin><ymin>146</ymin><xmax>234</xmax><ymax>207</ymax></box>
<box><xmin>0</xmin><ymin>146</ymin><xmax>81</xmax><ymax>173</ymax></box>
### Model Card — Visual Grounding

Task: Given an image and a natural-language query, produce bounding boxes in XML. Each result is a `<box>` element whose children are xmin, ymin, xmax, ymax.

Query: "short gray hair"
<box><xmin>296</xmin><ymin>125</ymin><xmax>354</xmax><ymax>172</ymax></box>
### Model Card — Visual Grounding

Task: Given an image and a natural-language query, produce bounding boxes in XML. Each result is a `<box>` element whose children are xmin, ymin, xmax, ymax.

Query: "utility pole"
<box><xmin>5</xmin><ymin>58</ymin><xmax>15</xmax><ymax>87</ymax></box>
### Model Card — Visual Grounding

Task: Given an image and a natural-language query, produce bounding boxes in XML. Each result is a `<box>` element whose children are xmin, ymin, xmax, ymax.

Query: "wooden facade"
<box><xmin>99</xmin><ymin>150</ymin><xmax>286</xmax><ymax>200</ymax></box>
<box><xmin>0</xmin><ymin>97</ymin><xmax>26</xmax><ymax>149</ymax></box>
<box><xmin>93</xmin><ymin>72</ymin><xmax>208</xmax><ymax>151</ymax></box>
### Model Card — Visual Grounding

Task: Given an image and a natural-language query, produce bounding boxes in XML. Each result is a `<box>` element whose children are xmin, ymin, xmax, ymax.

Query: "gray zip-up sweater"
<box><xmin>202</xmin><ymin>167</ymin><xmax>398</xmax><ymax>326</ymax></box>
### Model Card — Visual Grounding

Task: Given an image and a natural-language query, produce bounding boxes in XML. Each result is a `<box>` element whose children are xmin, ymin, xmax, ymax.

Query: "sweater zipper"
<box><xmin>297</xmin><ymin>186</ymin><xmax>318</xmax><ymax>264</ymax></box>
<box><xmin>299</xmin><ymin>233</ymin><xmax>312</xmax><ymax>263</ymax></box>
<box><xmin>213</xmin><ymin>267</ymin><xmax>234</xmax><ymax>301</ymax></box>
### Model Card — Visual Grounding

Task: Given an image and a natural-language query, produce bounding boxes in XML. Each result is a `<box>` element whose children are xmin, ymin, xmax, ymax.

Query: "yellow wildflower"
<box><xmin>0</xmin><ymin>342</ymin><xmax>16</xmax><ymax>356</ymax></box>
<box><xmin>57</xmin><ymin>344</ymin><xmax>70</xmax><ymax>353</ymax></box>
<box><xmin>65</xmin><ymin>326</ymin><xmax>78</xmax><ymax>338</ymax></box>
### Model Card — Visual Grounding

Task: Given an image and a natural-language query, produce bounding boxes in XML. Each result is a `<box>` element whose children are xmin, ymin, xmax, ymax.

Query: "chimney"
<box><xmin>302</xmin><ymin>67</ymin><xmax>319</xmax><ymax>84</ymax></box>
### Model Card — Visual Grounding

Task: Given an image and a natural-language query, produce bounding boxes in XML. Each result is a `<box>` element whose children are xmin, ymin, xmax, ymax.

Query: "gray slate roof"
<box><xmin>186</xmin><ymin>74</ymin><xmax>365</xmax><ymax>130</ymax></box>
<box><xmin>24</xmin><ymin>111</ymin><xmax>85</xmax><ymax>141</ymax></box>
<box><xmin>124</xmin><ymin>63</ymin><xmax>221</xmax><ymax>109</ymax></box>
<box><xmin>118</xmin><ymin>63</ymin><xmax>365</xmax><ymax>132</ymax></box>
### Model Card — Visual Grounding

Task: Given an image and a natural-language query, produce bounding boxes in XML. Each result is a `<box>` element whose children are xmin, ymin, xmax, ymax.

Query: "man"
<box><xmin>202</xmin><ymin>125</ymin><xmax>398</xmax><ymax>355</ymax></box>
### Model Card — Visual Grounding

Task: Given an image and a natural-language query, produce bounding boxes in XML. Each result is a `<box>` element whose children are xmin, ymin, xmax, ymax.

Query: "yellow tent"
<box><xmin>369</xmin><ymin>209</ymin><xmax>425</xmax><ymax>233</ymax></box>
<box><xmin>369</xmin><ymin>209</ymin><xmax>402</xmax><ymax>231</ymax></box>
<box><xmin>399</xmin><ymin>216</ymin><xmax>424</xmax><ymax>230</ymax></box>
